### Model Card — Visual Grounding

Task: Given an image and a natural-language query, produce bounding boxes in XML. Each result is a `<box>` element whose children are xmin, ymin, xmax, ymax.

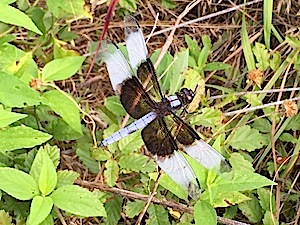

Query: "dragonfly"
<box><xmin>98</xmin><ymin>16</ymin><xmax>228</xmax><ymax>198</ymax></box>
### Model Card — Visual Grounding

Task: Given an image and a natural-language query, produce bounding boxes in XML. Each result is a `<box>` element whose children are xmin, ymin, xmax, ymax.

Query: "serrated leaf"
<box><xmin>257</xmin><ymin>188</ymin><xmax>276</xmax><ymax>212</ymax></box>
<box><xmin>251</xmin><ymin>118</ymin><xmax>271</xmax><ymax>133</ymax></box>
<box><xmin>39</xmin><ymin>151</ymin><xmax>57</xmax><ymax>196</ymax></box>
<box><xmin>228</xmin><ymin>125</ymin><xmax>267</xmax><ymax>151</ymax></box>
<box><xmin>191</xmin><ymin>108</ymin><xmax>222</xmax><ymax>127</ymax></box>
<box><xmin>0</xmin><ymin>110</ymin><xmax>27</xmax><ymax>128</ymax></box>
<box><xmin>238</xmin><ymin>194</ymin><xmax>263</xmax><ymax>223</ymax></box>
<box><xmin>244</xmin><ymin>93</ymin><xmax>262</xmax><ymax>106</ymax></box>
<box><xmin>104</xmin><ymin>96</ymin><xmax>127</xmax><ymax>117</ymax></box>
<box><xmin>75</xmin><ymin>143</ymin><xmax>99</xmax><ymax>174</ymax></box>
<box><xmin>27</xmin><ymin>196</ymin><xmax>53</xmax><ymax>225</ymax></box>
<box><xmin>0</xmin><ymin>167</ymin><xmax>39</xmax><ymax>200</ymax></box>
<box><xmin>0</xmin><ymin>4</ymin><xmax>42</xmax><ymax>34</ymax></box>
<box><xmin>42</xmin><ymin>90</ymin><xmax>82</xmax><ymax>135</ymax></box>
<box><xmin>105</xmin><ymin>195</ymin><xmax>122</xmax><ymax>225</ymax></box>
<box><xmin>0</xmin><ymin>126</ymin><xmax>52</xmax><ymax>152</ymax></box>
<box><xmin>270</xmin><ymin>52</ymin><xmax>281</xmax><ymax>71</ymax></box>
<box><xmin>104</xmin><ymin>159</ymin><xmax>119</xmax><ymax>187</ymax></box>
<box><xmin>0</xmin><ymin>72</ymin><xmax>41</xmax><ymax>107</ymax></box>
<box><xmin>125</xmin><ymin>200</ymin><xmax>145</xmax><ymax>218</ymax></box>
<box><xmin>212</xmin><ymin>170</ymin><xmax>276</xmax><ymax>193</ymax></box>
<box><xmin>201</xmin><ymin>191</ymin><xmax>250</xmax><ymax>207</ymax></box>
<box><xmin>42</xmin><ymin>56</ymin><xmax>85</xmax><ymax>82</ymax></box>
<box><xmin>279</xmin><ymin>133</ymin><xmax>298</xmax><ymax>143</ymax></box>
<box><xmin>56</xmin><ymin>170</ymin><xmax>79</xmax><ymax>188</ymax></box>
<box><xmin>119</xmin><ymin>153</ymin><xmax>156</xmax><ymax>173</ymax></box>
<box><xmin>91</xmin><ymin>148</ymin><xmax>111</xmax><ymax>161</ymax></box>
<box><xmin>50</xmin><ymin>185</ymin><xmax>106</xmax><ymax>217</ymax></box>
<box><xmin>262</xmin><ymin>210</ymin><xmax>279</xmax><ymax>225</ymax></box>
<box><xmin>118</xmin><ymin>131</ymin><xmax>144</xmax><ymax>154</ymax></box>
<box><xmin>285</xmin><ymin>113</ymin><xmax>300</xmax><ymax>131</ymax></box>
<box><xmin>194</xmin><ymin>200</ymin><xmax>216</xmax><ymax>225</ymax></box>
<box><xmin>252</xmin><ymin>42</ymin><xmax>270</xmax><ymax>71</ymax></box>
<box><xmin>229</xmin><ymin>153</ymin><xmax>254</xmax><ymax>172</ymax></box>
<box><xmin>43</xmin><ymin>144</ymin><xmax>60</xmax><ymax>168</ymax></box>
<box><xmin>47</xmin><ymin>0</ymin><xmax>92</xmax><ymax>19</ymax></box>
<box><xmin>146</xmin><ymin>204</ymin><xmax>170</xmax><ymax>225</ymax></box>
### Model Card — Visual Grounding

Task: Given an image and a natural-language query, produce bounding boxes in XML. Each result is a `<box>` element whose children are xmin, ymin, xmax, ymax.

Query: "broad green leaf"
<box><xmin>104</xmin><ymin>96</ymin><xmax>127</xmax><ymax>117</ymax></box>
<box><xmin>0</xmin><ymin>109</ymin><xmax>27</xmax><ymax>128</ymax></box>
<box><xmin>56</xmin><ymin>170</ymin><xmax>79</xmax><ymax>188</ymax></box>
<box><xmin>204</xmin><ymin>62</ymin><xmax>231</xmax><ymax>71</ymax></box>
<box><xmin>50</xmin><ymin>185</ymin><xmax>106</xmax><ymax>217</ymax></box>
<box><xmin>257</xmin><ymin>188</ymin><xmax>276</xmax><ymax>212</ymax></box>
<box><xmin>27</xmin><ymin>196</ymin><xmax>53</xmax><ymax>225</ymax></box>
<box><xmin>119</xmin><ymin>153</ymin><xmax>156</xmax><ymax>173</ymax></box>
<box><xmin>159</xmin><ymin>0</ymin><xmax>177</xmax><ymax>9</ymax></box>
<box><xmin>238</xmin><ymin>194</ymin><xmax>263</xmax><ymax>223</ymax></box>
<box><xmin>42</xmin><ymin>56</ymin><xmax>85</xmax><ymax>82</ymax></box>
<box><xmin>279</xmin><ymin>133</ymin><xmax>298</xmax><ymax>144</ymax></box>
<box><xmin>39</xmin><ymin>214</ymin><xmax>54</xmax><ymax>225</ymax></box>
<box><xmin>43</xmin><ymin>144</ymin><xmax>60</xmax><ymax>168</ymax></box>
<box><xmin>47</xmin><ymin>0</ymin><xmax>92</xmax><ymax>19</ymax></box>
<box><xmin>191</xmin><ymin>108</ymin><xmax>222</xmax><ymax>128</ymax></box>
<box><xmin>285</xmin><ymin>113</ymin><xmax>300</xmax><ymax>131</ymax></box>
<box><xmin>0</xmin><ymin>210</ymin><xmax>12</xmax><ymax>225</ymax></box>
<box><xmin>91</xmin><ymin>148</ymin><xmax>111</xmax><ymax>161</ymax></box>
<box><xmin>228</xmin><ymin>125</ymin><xmax>267</xmax><ymax>151</ymax></box>
<box><xmin>118</xmin><ymin>131</ymin><xmax>144</xmax><ymax>154</ymax></box>
<box><xmin>229</xmin><ymin>153</ymin><xmax>254</xmax><ymax>172</ymax></box>
<box><xmin>244</xmin><ymin>93</ymin><xmax>262</xmax><ymax>106</ymax></box>
<box><xmin>104</xmin><ymin>159</ymin><xmax>119</xmax><ymax>187</ymax></box>
<box><xmin>169</xmin><ymin>49</ymin><xmax>189</xmax><ymax>95</ymax></box>
<box><xmin>212</xmin><ymin>170</ymin><xmax>276</xmax><ymax>193</ymax></box>
<box><xmin>0</xmin><ymin>4</ymin><xmax>42</xmax><ymax>34</ymax></box>
<box><xmin>286</xmin><ymin>36</ymin><xmax>300</xmax><ymax>48</ymax></box>
<box><xmin>201</xmin><ymin>191</ymin><xmax>250</xmax><ymax>207</ymax></box>
<box><xmin>105</xmin><ymin>195</ymin><xmax>122</xmax><ymax>225</ymax></box>
<box><xmin>185</xmin><ymin>35</ymin><xmax>200</xmax><ymax>60</ymax></box>
<box><xmin>76</xmin><ymin>143</ymin><xmax>99</xmax><ymax>174</ymax></box>
<box><xmin>125</xmin><ymin>200</ymin><xmax>145</xmax><ymax>218</ymax></box>
<box><xmin>53</xmin><ymin>39</ymin><xmax>80</xmax><ymax>59</ymax></box>
<box><xmin>251</xmin><ymin>118</ymin><xmax>271</xmax><ymax>133</ymax></box>
<box><xmin>0</xmin><ymin>72</ymin><xmax>41</xmax><ymax>107</ymax></box>
<box><xmin>262</xmin><ymin>210</ymin><xmax>279</xmax><ymax>225</ymax></box>
<box><xmin>39</xmin><ymin>151</ymin><xmax>57</xmax><ymax>196</ymax></box>
<box><xmin>252</xmin><ymin>42</ymin><xmax>270</xmax><ymax>71</ymax></box>
<box><xmin>119</xmin><ymin>0</ymin><xmax>137</xmax><ymax>12</ymax></box>
<box><xmin>194</xmin><ymin>200</ymin><xmax>216</xmax><ymax>225</ymax></box>
<box><xmin>0</xmin><ymin>167</ymin><xmax>39</xmax><ymax>200</ymax></box>
<box><xmin>270</xmin><ymin>52</ymin><xmax>281</xmax><ymax>71</ymax></box>
<box><xmin>0</xmin><ymin>126</ymin><xmax>52</xmax><ymax>152</ymax></box>
<box><xmin>48</xmin><ymin>118</ymin><xmax>83</xmax><ymax>141</ymax></box>
<box><xmin>197</xmin><ymin>35</ymin><xmax>212</xmax><ymax>70</ymax></box>
<box><xmin>149</xmin><ymin>172</ymin><xmax>188</xmax><ymax>200</ymax></box>
<box><xmin>42</xmin><ymin>90</ymin><xmax>82</xmax><ymax>135</ymax></box>
<box><xmin>146</xmin><ymin>204</ymin><xmax>170</xmax><ymax>225</ymax></box>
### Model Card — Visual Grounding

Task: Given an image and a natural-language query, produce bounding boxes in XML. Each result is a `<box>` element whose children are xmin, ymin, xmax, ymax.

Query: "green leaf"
<box><xmin>105</xmin><ymin>196</ymin><xmax>122</xmax><ymax>225</ymax></box>
<box><xmin>91</xmin><ymin>148</ymin><xmax>111</xmax><ymax>162</ymax></box>
<box><xmin>238</xmin><ymin>194</ymin><xmax>263</xmax><ymax>223</ymax></box>
<box><xmin>48</xmin><ymin>118</ymin><xmax>83</xmax><ymax>141</ymax></box>
<box><xmin>262</xmin><ymin>210</ymin><xmax>279</xmax><ymax>225</ymax></box>
<box><xmin>285</xmin><ymin>113</ymin><xmax>300</xmax><ymax>131</ymax></box>
<box><xmin>251</xmin><ymin>118</ymin><xmax>271</xmax><ymax>133</ymax></box>
<box><xmin>50</xmin><ymin>185</ymin><xmax>106</xmax><ymax>217</ymax></box>
<box><xmin>257</xmin><ymin>188</ymin><xmax>276</xmax><ymax>212</ymax></box>
<box><xmin>104</xmin><ymin>159</ymin><xmax>119</xmax><ymax>187</ymax></box>
<box><xmin>39</xmin><ymin>150</ymin><xmax>57</xmax><ymax>196</ymax></box>
<box><xmin>159</xmin><ymin>0</ymin><xmax>177</xmax><ymax>9</ymax></box>
<box><xmin>0</xmin><ymin>4</ymin><xmax>42</xmax><ymax>34</ymax></box>
<box><xmin>42</xmin><ymin>90</ymin><xmax>82</xmax><ymax>135</ymax></box>
<box><xmin>0</xmin><ymin>109</ymin><xmax>27</xmax><ymax>128</ymax></box>
<box><xmin>0</xmin><ymin>167</ymin><xmax>39</xmax><ymax>200</ymax></box>
<box><xmin>185</xmin><ymin>35</ymin><xmax>200</xmax><ymax>60</ymax></box>
<box><xmin>197</xmin><ymin>35</ymin><xmax>212</xmax><ymax>70</ymax></box>
<box><xmin>104</xmin><ymin>96</ymin><xmax>127</xmax><ymax>117</ymax></box>
<box><xmin>42</xmin><ymin>56</ymin><xmax>85</xmax><ymax>82</ymax></box>
<box><xmin>244</xmin><ymin>93</ymin><xmax>262</xmax><ymax>106</ymax></box>
<box><xmin>125</xmin><ymin>200</ymin><xmax>145</xmax><ymax>218</ymax></box>
<box><xmin>201</xmin><ymin>191</ymin><xmax>250</xmax><ymax>207</ymax></box>
<box><xmin>146</xmin><ymin>204</ymin><xmax>170</xmax><ymax>225</ymax></box>
<box><xmin>204</xmin><ymin>62</ymin><xmax>231</xmax><ymax>71</ymax></box>
<box><xmin>76</xmin><ymin>143</ymin><xmax>99</xmax><ymax>174</ymax></box>
<box><xmin>0</xmin><ymin>126</ymin><xmax>52</xmax><ymax>152</ymax></box>
<box><xmin>212</xmin><ymin>170</ymin><xmax>276</xmax><ymax>193</ymax></box>
<box><xmin>270</xmin><ymin>51</ymin><xmax>281</xmax><ymax>71</ymax></box>
<box><xmin>149</xmin><ymin>172</ymin><xmax>188</xmax><ymax>200</ymax></box>
<box><xmin>252</xmin><ymin>42</ymin><xmax>270</xmax><ymax>71</ymax></box>
<box><xmin>228</xmin><ymin>125</ymin><xmax>267</xmax><ymax>151</ymax></box>
<box><xmin>229</xmin><ymin>153</ymin><xmax>254</xmax><ymax>172</ymax></box>
<box><xmin>119</xmin><ymin>153</ymin><xmax>156</xmax><ymax>173</ymax></box>
<box><xmin>27</xmin><ymin>196</ymin><xmax>53</xmax><ymax>225</ymax></box>
<box><xmin>191</xmin><ymin>108</ymin><xmax>222</xmax><ymax>128</ymax></box>
<box><xmin>118</xmin><ymin>132</ymin><xmax>144</xmax><ymax>154</ymax></box>
<box><xmin>169</xmin><ymin>49</ymin><xmax>189</xmax><ymax>95</ymax></box>
<box><xmin>0</xmin><ymin>72</ymin><xmax>41</xmax><ymax>108</ymax></box>
<box><xmin>56</xmin><ymin>170</ymin><xmax>79</xmax><ymax>188</ymax></box>
<box><xmin>279</xmin><ymin>133</ymin><xmax>298</xmax><ymax>144</ymax></box>
<box><xmin>47</xmin><ymin>0</ymin><xmax>92</xmax><ymax>19</ymax></box>
<box><xmin>119</xmin><ymin>0</ymin><xmax>137</xmax><ymax>12</ymax></box>
<box><xmin>241</xmin><ymin>14</ymin><xmax>255</xmax><ymax>70</ymax></box>
<box><xmin>194</xmin><ymin>200</ymin><xmax>216</xmax><ymax>225</ymax></box>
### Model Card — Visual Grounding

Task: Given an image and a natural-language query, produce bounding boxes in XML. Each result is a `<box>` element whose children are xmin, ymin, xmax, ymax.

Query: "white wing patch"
<box><xmin>124</xmin><ymin>16</ymin><xmax>148</xmax><ymax>69</ymax></box>
<box><xmin>184</xmin><ymin>140</ymin><xmax>226</xmax><ymax>169</ymax></box>
<box><xmin>157</xmin><ymin>151</ymin><xmax>200</xmax><ymax>199</ymax></box>
<box><xmin>101</xmin><ymin>42</ymin><xmax>132</xmax><ymax>92</ymax></box>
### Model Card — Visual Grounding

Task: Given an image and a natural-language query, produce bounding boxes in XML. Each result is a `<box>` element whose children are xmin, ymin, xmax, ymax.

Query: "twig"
<box><xmin>222</xmin><ymin>97</ymin><xmax>300</xmax><ymax>117</ymax></box>
<box><xmin>76</xmin><ymin>180</ymin><xmax>251</xmax><ymax>225</ymax></box>
<box><xmin>54</xmin><ymin>206</ymin><xmax>67</xmax><ymax>225</ymax></box>
<box><xmin>135</xmin><ymin>171</ymin><xmax>162</xmax><ymax>225</ymax></box>
<box><xmin>148</xmin><ymin>0</ymin><xmax>263</xmax><ymax>38</ymax></box>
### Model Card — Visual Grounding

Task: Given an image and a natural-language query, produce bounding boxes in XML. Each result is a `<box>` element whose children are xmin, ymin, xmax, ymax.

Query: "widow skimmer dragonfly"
<box><xmin>99</xmin><ymin>16</ymin><xmax>228</xmax><ymax>198</ymax></box>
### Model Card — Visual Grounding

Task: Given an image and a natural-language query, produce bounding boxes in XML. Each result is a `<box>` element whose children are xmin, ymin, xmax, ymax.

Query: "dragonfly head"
<box><xmin>176</xmin><ymin>88</ymin><xmax>195</xmax><ymax>106</ymax></box>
